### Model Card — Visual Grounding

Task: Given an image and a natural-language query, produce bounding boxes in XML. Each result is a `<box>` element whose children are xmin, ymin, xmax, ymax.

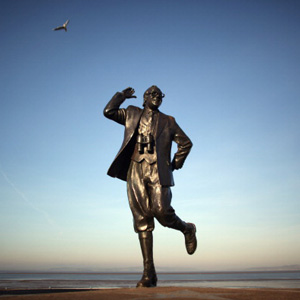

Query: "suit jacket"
<box><xmin>103</xmin><ymin>92</ymin><xmax>193</xmax><ymax>186</ymax></box>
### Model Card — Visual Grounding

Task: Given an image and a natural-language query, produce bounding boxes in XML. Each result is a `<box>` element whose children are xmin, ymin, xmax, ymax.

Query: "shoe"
<box><xmin>136</xmin><ymin>269</ymin><xmax>157</xmax><ymax>288</ymax></box>
<box><xmin>184</xmin><ymin>223</ymin><xmax>197</xmax><ymax>255</ymax></box>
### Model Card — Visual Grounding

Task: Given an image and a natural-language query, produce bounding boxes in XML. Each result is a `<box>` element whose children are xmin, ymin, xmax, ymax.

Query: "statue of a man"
<box><xmin>103</xmin><ymin>86</ymin><xmax>197</xmax><ymax>288</ymax></box>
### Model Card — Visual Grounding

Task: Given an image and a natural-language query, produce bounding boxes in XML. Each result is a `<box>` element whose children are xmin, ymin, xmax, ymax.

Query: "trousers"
<box><xmin>127</xmin><ymin>160</ymin><xmax>186</xmax><ymax>233</ymax></box>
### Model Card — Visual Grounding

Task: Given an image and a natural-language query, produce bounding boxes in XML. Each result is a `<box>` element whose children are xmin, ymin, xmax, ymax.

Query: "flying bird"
<box><xmin>53</xmin><ymin>20</ymin><xmax>69</xmax><ymax>32</ymax></box>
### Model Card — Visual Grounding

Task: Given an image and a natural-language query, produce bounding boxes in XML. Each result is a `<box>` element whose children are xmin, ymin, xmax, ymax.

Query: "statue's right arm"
<box><xmin>103</xmin><ymin>87</ymin><xmax>136</xmax><ymax>125</ymax></box>
<box><xmin>103</xmin><ymin>92</ymin><xmax>127</xmax><ymax>125</ymax></box>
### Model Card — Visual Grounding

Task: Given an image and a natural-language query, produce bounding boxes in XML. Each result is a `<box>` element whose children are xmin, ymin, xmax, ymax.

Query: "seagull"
<box><xmin>53</xmin><ymin>20</ymin><xmax>69</xmax><ymax>32</ymax></box>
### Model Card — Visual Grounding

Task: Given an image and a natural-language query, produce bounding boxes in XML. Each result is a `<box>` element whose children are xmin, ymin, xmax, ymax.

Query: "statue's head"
<box><xmin>143</xmin><ymin>85</ymin><xmax>165</xmax><ymax>110</ymax></box>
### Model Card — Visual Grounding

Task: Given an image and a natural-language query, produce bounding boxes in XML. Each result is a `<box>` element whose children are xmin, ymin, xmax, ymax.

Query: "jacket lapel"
<box><xmin>155</xmin><ymin>111</ymin><xmax>167</xmax><ymax>140</ymax></box>
<box><xmin>124</xmin><ymin>108</ymin><xmax>143</xmax><ymax>146</ymax></box>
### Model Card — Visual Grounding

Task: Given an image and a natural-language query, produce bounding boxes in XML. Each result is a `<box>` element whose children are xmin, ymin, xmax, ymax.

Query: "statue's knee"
<box><xmin>157</xmin><ymin>218</ymin><xmax>168</xmax><ymax>227</ymax></box>
<box><xmin>154</xmin><ymin>206</ymin><xmax>164</xmax><ymax>217</ymax></box>
<box><xmin>154</xmin><ymin>209</ymin><xmax>169</xmax><ymax>227</ymax></box>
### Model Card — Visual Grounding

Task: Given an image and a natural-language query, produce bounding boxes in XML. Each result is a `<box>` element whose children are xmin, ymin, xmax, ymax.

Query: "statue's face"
<box><xmin>143</xmin><ymin>86</ymin><xmax>164</xmax><ymax>110</ymax></box>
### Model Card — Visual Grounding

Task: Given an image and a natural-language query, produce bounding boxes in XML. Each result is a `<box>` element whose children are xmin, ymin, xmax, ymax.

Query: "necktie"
<box><xmin>139</xmin><ymin>110</ymin><xmax>153</xmax><ymax>136</ymax></box>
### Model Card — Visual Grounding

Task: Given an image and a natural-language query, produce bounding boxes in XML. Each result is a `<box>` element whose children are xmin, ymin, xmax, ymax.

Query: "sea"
<box><xmin>0</xmin><ymin>271</ymin><xmax>300</xmax><ymax>290</ymax></box>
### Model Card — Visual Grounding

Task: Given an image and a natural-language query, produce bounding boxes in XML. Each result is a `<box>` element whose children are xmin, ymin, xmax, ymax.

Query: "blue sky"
<box><xmin>0</xmin><ymin>0</ymin><xmax>299</xmax><ymax>272</ymax></box>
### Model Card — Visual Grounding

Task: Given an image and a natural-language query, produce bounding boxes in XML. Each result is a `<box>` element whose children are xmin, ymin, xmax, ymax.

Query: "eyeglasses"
<box><xmin>146</xmin><ymin>91</ymin><xmax>165</xmax><ymax>98</ymax></box>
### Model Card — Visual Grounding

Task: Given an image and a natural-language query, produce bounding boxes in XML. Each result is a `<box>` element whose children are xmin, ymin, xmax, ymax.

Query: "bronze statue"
<box><xmin>104</xmin><ymin>86</ymin><xmax>197</xmax><ymax>288</ymax></box>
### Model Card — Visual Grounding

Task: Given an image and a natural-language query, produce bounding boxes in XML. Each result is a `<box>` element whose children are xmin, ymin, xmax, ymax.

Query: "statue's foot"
<box><xmin>184</xmin><ymin>223</ymin><xmax>197</xmax><ymax>255</ymax></box>
<box><xmin>136</xmin><ymin>270</ymin><xmax>157</xmax><ymax>288</ymax></box>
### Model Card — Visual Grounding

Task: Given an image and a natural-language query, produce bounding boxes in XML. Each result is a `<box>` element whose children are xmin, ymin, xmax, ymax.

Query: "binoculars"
<box><xmin>137</xmin><ymin>134</ymin><xmax>154</xmax><ymax>153</ymax></box>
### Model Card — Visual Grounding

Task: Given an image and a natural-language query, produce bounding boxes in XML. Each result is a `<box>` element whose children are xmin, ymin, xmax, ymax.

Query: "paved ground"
<box><xmin>1</xmin><ymin>287</ymin><xmax>300</xmax><ymax>300</ymax></box>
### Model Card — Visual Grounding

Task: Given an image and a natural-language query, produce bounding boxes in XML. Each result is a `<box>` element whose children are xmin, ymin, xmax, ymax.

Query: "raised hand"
<box><xmin>122</xmin><ymin>87</ymin><xmax>137</xmax><ymax>99</ymax></box>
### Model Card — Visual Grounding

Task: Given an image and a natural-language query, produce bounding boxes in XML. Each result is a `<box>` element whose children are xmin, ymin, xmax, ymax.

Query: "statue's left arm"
<box><xmin>171</xmin><ymin>120</ymin><xmax>193</xmax><ymax>171</ymax></box>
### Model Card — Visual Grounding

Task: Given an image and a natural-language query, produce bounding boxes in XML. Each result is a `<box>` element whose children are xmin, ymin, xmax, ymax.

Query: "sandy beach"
<box><xmin>1</xmin><ymin>287</ymin><xmax>300</xmax><ymax>300</ymax></box>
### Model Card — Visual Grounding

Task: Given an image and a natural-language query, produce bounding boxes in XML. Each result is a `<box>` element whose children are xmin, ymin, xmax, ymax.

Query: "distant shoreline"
<box><xmin>2</xmin><ymin>271</ymin><xmax>299</xmax><ymax>290</ymax></box>
<box><xmin>1</xmin><ymin>270</ymin><xmax>300</xmax><ymax>275</ymax></box>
